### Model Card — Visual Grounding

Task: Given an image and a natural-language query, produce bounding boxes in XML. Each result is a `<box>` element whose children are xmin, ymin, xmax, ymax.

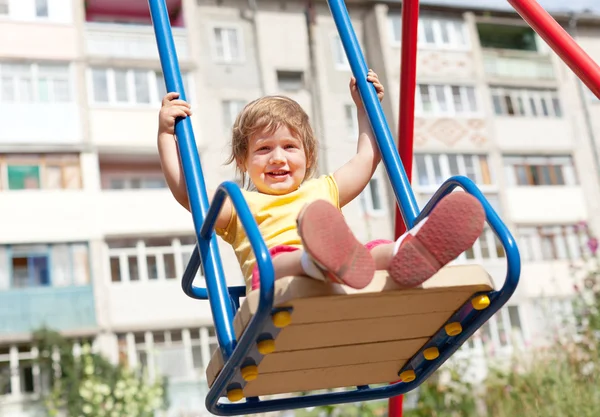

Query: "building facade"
<box><xmin>0</xmin><ymin>0</ymin><xmax>599</xmax><ymax>415</ymax></box>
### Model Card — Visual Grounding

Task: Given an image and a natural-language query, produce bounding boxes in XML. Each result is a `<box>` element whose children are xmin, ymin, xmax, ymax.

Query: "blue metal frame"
<box><xmin>148</xmin><ymin>0</ymin><xmax>521</xmax><ymax>415</ymax></box>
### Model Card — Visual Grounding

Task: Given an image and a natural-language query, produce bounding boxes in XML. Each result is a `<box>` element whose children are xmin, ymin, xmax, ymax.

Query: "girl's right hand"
<box><xmin>158</xmin><ymin>92</ymin><xmax>192</xmax><ymax>135</ymax></box>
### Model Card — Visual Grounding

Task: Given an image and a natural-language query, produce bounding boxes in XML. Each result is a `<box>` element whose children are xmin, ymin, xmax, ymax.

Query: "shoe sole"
<box><xmin>297</xmin><ymin>200</ymin><xmax>375</xmax><ymax>289</ymax></box>
<box><xmin>389</xmin><ymin>192</ymin><xmax>486</xmax><ymax>288</ymax></box>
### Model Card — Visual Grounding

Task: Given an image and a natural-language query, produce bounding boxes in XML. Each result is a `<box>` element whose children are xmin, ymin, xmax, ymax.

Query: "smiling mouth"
<box><xmin>267</xmin><ymin>170</ymin><xmax>290</xmax><ymax>178</ymax></box>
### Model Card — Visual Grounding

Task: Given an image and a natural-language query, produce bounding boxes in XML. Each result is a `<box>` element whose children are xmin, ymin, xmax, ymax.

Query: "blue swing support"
<box><xmin>148</xmin><ymin>0</ymin><xmax>521</xmax><ymax>415</ymax></box>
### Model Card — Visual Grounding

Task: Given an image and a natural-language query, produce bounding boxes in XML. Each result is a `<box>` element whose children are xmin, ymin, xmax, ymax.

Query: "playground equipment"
<box><xmin>148</xmin><ymin>0</ymin><xmax>600</xmax><ymax>415</ymax></box>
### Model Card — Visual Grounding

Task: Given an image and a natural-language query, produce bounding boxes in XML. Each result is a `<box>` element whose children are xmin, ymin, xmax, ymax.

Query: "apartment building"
<box><xmin>1</xmin><ymin>0</ymin><xmax>599</xmax><ymax>415</ymax></box>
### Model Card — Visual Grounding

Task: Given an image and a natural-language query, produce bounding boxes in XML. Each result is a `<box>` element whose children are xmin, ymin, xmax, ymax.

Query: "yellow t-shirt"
<box><xmin>216</xmin><ymin>175</ymin><xmax>340</xmax><ymax>289</ymax></box>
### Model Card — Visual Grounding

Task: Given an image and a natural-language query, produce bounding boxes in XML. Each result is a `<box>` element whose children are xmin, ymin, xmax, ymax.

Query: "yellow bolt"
<box><xmin>399</xmin><ymin>370</ymin><xmax>416</xmax><ymax>383</ymax></box>
<box><xmin>472</xmin><ymin>295</ymin><xmax>491</xmax><ymax>310</ymax></box>
<box><xmin>423</xmin><ymin>347</ymin><xmax>440</xmax><ymax>360</ymax></box>
<box><xmin>257</xmin><ymin>339</ymin><xmax>276</xmax><ymax>355</ymax></box>
<box><xmin>227</xmin><ymin>388</ymin><xmax>244</xmax><ymax>402</ymax></box>
<box><xmin>272</xmin><ymin>311</ymin><xmax>292</xmax><ymax>328</ymax></box>
<box><xmin>241</xmin><ymin>365</ymin><xmax>259</xmax><ymax>382</ymax></box>
<box><xmin>445</xmin><ymin>322</ymin><xmax>463</xmax><ymax>336</ymax></box>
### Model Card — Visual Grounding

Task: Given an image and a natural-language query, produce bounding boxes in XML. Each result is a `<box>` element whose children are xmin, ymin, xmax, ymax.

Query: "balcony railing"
<box><xmin>84</xmin><ymin>22</ymin><xmax>189</xmax><ymax>60</ymax></box>
<box><xmin>482</xmin><ymin>49</ymin><xmax>555</xmax><ymax>80</ymax></box>
<box><xmin>0</xmin><ymin>285</ymin><xmax>96</xmax><ymax>334</ymax></box>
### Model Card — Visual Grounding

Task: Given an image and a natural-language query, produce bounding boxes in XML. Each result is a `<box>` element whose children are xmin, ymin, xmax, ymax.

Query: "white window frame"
<box><xmin>360</xmin><ymin>176</ymin><xmax>386</xmax><ymax>217</ymax></box>
<box><xmin>222</xmin><ymin>99</ymin><xmax>246</xmax><ymax>132</ymax></box>
<box><xmin>388</xmin><ymin>14</ymin><xmax>470</xmax><ymax>50</ymax></box>
<box><xmin>211</xmin><ymin>25</ymin><xmax>245</xmax><ymax>64</ymax></box>
<box><xmin>106</xmin><ymin>237</ymin><xmax>199</xmax><ymax>284</ymax></box>
<box><xmin>0</xmin><ymin>62</ymin><xmax>73</xmax><ymax>103</ymax></box>
<box><xmin>344</xmin><ymin>103</ymin><xmax>358</xmax><ymax>141</ymax></box>
<box><xmin>117</xmin><ymin>326</ymin><xmax>216</xmax><ymax>383</ymax></box>
<box><xmin>330</xmin><ymin>32</ymin><xmax>350</xmax><ymax>71</ymax></box>
<box><xmin>491</xmin><ymin>87</ymin><xmax>562</xmax><ymax>118</ymax></box>
<box><xmin>413</xmin><ymin>153</ymin><xmax>496</xmax><ymax>194</ymax></box>
<box><xmin>415</xmin><ymin>84</ymin><xmax>480</xmax><ymax>117</ymax></box>
<box><xmin>517</xmin><ymin>224</ymin><xmax>586</xmax><ymax>262</ymax></box>
<box><xmin>0</xmin><ymin>0</ymin><xmax>9</xmax><ymax>17</ymax></box>
<box><xmin>503</xmin><ymin>155</ymin><xmax>577</xmax><ymax>187</ymax></box>
<box><xmin>87</xmin><ymin>68</ymin><xmax>191</xmax><ymax>107</ymax></box>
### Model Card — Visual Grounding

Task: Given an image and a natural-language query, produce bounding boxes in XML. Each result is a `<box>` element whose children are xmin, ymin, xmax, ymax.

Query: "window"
<box><xmin>388</xmin><ymin>14</ymin><xmax>469</xmax><ymax>49</ymax></box>
<box><xmin>360</xmin><ymin>177</ymin><xmax>385</xmax><ymax>215</ymax></box>
<box><xmin>463</xmin><ymin>305</ymin><xmax>525</xmax><ymax>355</ymax></box>
<box><xmin>414</xmin><ymin>153</ymin><xmax>493</xmax><ymax>188</ymax></box>
<box><xmin>1</xmin><ymin>154</ymin><xmax>81</xmax><ymax>191</ymax></box>
<box><xmin>276</xmin><ymin>70</ymin><xmax>304</xmax><ymax>92</ymax></box>
<box><xmin>2</xmin><ymin>243</ymin><xmax>90</xmax><ymax>289</ymax></box>
<box><xmin>100</xmin><ymin>157</ymin><xmax>167</xmax><ymax>190</ymax></box>
<box><xmin>344</xmin><ymin>104</ymin><xmax>358</xmax><ymax>139</ymax></box>
<box><xmin>504</xmin><ymin>155</ymin><xmax>577</xmax><ymax>186</ymax></box>
<box><xmin>0</xmin><ymin>62</ymin><xmax>71</xmax><ymax>103</ymax></box>
<box><xmin>331</xmin><ymin>33</ymin><xmax>350</xmax><ymax>70</ymax></box>
<box><xmin>117</xmin><ymin>326</ymin><xmax>216</xmax><ymax>381</ymax></box>
<box><xmin>11</xmin><ymin>249</ymin><xmax>50</xmax><ymax>288</ymax></box>
<box><xmin>0</xmin><ymin>0</ymin><xmax>8</xmax><ymax>16</ymax></box>
<box><xmin>213</xmin><ymin>27</ymin><xmax>243</xmax><ymax>63</ymax></box>
<box><xmin>108</xmin><ymin>236</ymin><xmax>198</xmax><ymax>283</ymax></box>
<box><xmin>518</xmin><ymin>225</ymin><xmax>586</xmax><ymax>261</ymax></box>
<box><xmin>89</xmin><ymin>68</ymin><xmax>190</xmax><ymax>105</ymax></box>
<box><xmin>222</xmin><ymin>100</ymin><xmax>246</xmax><ymax>131</ymax></box>
<box><xmin>478</xmin><ymin>23</ymin><xmax>537</xmax><ymax>52</ymax></box>
<box><xmin>491</xmin><ymin>87</ymin><xmax>562</xmax><ymax>118</ymax></box>
<box><xmin>416</xmin><ymin>84</ymin><xmax>478</xmax><ymax>116</ymax></box>
<box><xmin>35</xmin><ymin>0</ymin><xmax>48</xmax><ymax>18</ymax></box>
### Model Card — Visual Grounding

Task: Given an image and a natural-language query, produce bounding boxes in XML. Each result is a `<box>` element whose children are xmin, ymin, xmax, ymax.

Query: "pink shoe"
<box><xmin>297</xmin><ymin>200</ymin><xmax>375</xmax><ymax>289</ymax></box>
<box><xmin>389</xmin><ymin>192</ymin><xmax>486</xmax><ymax>288</ymax></box>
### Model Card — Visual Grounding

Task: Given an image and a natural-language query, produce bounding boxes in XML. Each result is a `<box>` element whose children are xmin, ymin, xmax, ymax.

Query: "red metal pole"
<box><xmin>394</xmin><ymin>0</ymin><xmax>420</xmax><ymax>238</ymax></box>
<box><xmin>389</xmin><ymin>0</ymin><xmax>420</xmax><ymax>415</ymax></box>
<box><xmin>508</xmin><ymin>0</ymin><xmax>600</xmax><ymax>98</ymax></box>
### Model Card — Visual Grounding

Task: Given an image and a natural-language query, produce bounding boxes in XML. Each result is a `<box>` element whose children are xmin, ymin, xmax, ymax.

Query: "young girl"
<box><xmin>157</xmin><ymin>70</ymin><xmax>485</xmax><ymax>292</ymax></box>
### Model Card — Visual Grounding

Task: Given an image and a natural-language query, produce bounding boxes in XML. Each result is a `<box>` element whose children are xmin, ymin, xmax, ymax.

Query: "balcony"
<box><xmin>505</xmin><ymin>187</ymin><xmax>588</xmax><ymax>224</ymax></box>
<box><xmin>492</xmin><ymin>117</ymin><xmax>572</xmax><ymax>151</ymax></box>
<box><xmin>0</xmin><ymin>102</ymin><xmax>82</xmax><ymax>145</ymax></box>
<box><xmin>482</xmin><ymin>49</ymin><xmax>555</xmax><ymax>82</ymax></box>
<box><xmin>0</xmin><ymin>285</ymin><xmax>96</xmax><ymax>335</ymax></box>
<box><xmin>0</xmin><ymin>191</ymin><xmax>98</xmax><ymax>244</ymax></box>
<box><xmin>84</xmin><ymin>22</ymin><xmax>189</xmax><ymax>61</ymax></box>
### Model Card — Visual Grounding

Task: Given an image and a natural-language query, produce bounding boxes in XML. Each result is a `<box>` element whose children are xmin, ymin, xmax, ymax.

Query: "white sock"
<box><xmin>300</xmin><ymin>251</ymin><xmax>326</xmax><ymax>281</ymax></box>
<box><xmin>393</xmin><ymin>216</ymin><xmax>429</xmax><ymax>255</ymax></box>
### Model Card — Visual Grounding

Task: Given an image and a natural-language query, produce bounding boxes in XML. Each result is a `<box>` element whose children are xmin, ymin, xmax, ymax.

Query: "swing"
<box><xmin>148</xmin><ymin>0</ymin><xmax>600</xmax><ymax>414</ymax></box>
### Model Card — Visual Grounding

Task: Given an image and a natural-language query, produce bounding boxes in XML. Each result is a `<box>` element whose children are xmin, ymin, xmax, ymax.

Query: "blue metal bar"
<box><xmin>328</xmin><ymin>0</ymin><xmax>420</xmax><ymax>229</ymax></box>
<box><xmin>148</xmin><ymin>0</ymin><xmax>236</xmax><ymax>358</ymax></box>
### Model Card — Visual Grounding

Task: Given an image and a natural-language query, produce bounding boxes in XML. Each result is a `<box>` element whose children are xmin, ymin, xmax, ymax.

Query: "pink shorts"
<box><xmin>251</xmin><ymin>239</ymin><xmax>392</xmax><ymax>290</ymax></box>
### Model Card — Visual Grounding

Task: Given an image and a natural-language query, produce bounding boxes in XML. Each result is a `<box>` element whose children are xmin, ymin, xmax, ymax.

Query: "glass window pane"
<box><xmin>35</xmin><ymin>0</ymin><xmax>48</xmax><ymax>17</ymax></box>
<box><xmin>415</xmin><ymin>154</ymin><xmax>428</xmax><ymax>185</ymax></box>
<box><xmin>466</xmin><ymin>87</ymin><xmax>477</xmax><ymax>111</ymax></box>
<box><xmin>147</xmin><ymin>256</ymin><xmax>158</xmax><ymax>280</ymax></box>
<box><xmin>552</xmin><ymin>97</ymin><xmax>562</xmax><ymax>117</ymax></box>
<box><xmin>128</xmin><ymin>256</ymin><xmax>139</xmax><ymax>281</ymax></box>
<box><xmin>164</xmin><ymin>254</ymin><xmax>176</xmax><ymax>279</ymax></box>
<box><xmin>419</xmin><ymin>85</ymin><xmax>432</xmax><ymax>112</ymax></box>
<box><xmin>133</xmin><ymin>70</ymin><xmax>150</xmax><ymax>104</ymax></box>
<box><xmin>45</xmin><ymin>165</ymin><xmax>62</xmax><ymax>189</ymax></box>
<box><xmin>110</xmin><ymin>257</ymin><xmax>121</xmax><ymax>282</ymax></box>
<box><xmin>369</xmin><ymin>178</ymin><xmax>382</xmax><ymax>210</ymax></box>
<box><xmin>423</xmin><ymin>19</ymin><xmax>435</xmax><ymax>43</ymax></box>
<box><xmin>92</xmin><ymin>69</ymin><xmax>109</xmax><ymax>102</ymax></box>
<box><xmin>434</xmin><ymin>85</ymin><xmax>447</xmax><ymax>112</ymax></box>
<box><xmin>492</xmin><ymin>94</ymin><xmax>503</xmax><ymax>115</ymax></box>
<box><xmin>53</xmin><ymin>79</ymin><xmax>70</xmax><ymax>102</ymax></box>
<box><xmin>447</xmin><ymin>154</ymin><xmax>460</xmax><ymax>176</ymax></box>
<box><xmin>451</xmin><ymin>86</ymin><xmax>463</xmax><ymax>112</ymax></box>
<box><xmin>114</xmin><ymin>70</ymin><xmax>129</xmax><ymax>103</ymax></box>
<box><xmin>8</xmin><ymin>165</ymin><xmax>41</xmax><ymax>190</ymax></box>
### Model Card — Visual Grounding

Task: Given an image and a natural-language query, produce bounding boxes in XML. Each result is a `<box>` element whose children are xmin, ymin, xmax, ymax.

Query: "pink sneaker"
<box><xmin>297</xmin><ymin>200</ymin><xmax>375</xmax><ymax>289</ymax></box>
<box><xmin>389</xmin><ymin>192</ymin><xmax>486</xmax><ymax>288</ymax></box>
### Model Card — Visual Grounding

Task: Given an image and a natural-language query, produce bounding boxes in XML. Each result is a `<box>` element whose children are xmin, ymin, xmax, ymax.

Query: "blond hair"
<box><xmin>225</xmin><ymin>96</ymin><xmax>318</xmax><ymax>189</ymax></box>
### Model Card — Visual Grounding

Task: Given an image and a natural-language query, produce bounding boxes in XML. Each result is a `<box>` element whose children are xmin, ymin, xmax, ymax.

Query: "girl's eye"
<box><xmin>285</xmin><ymin>144</ymin><xmax>297</xmax><ymax>149</ymax></box>
<box><xmin>256</xmin><ymin>146</ymin><xmax>270</xmax><ymax>152</ymax></box>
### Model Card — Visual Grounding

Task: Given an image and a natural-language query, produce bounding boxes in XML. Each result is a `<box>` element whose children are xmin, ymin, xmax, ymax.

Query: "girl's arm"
<box><xmin>157</xmin><ymin>92</ymin><xmax>233</xmax><ymax>229</ymax></box>
<box><xmin>333</xmin><ymin>70</ymin><xmax>384</xmax><ymax>208</ymax></box>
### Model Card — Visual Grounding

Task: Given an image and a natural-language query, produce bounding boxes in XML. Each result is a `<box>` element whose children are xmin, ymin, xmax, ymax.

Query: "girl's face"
<box><xmin>242</xmin><ymin>125</ymin><xmax>308</xmax><ymax>195</ymax></box>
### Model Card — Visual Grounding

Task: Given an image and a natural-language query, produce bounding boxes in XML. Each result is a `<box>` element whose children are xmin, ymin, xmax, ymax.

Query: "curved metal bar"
<box><xmin>202</xmin><ymin>182</ymin><xmax>277</xmax><ymax>413</ymax></box>
<box><xmin>327</xmin><ymin>0</ymin><xmax>420</xmax><ymax>229</ymax></box>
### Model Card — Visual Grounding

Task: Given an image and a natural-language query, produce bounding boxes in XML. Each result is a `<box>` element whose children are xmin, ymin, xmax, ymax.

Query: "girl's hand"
<box><xmin>158</xmin><ymin>92</ymin><xmax>192</xmax><ymax>135</ymax></box>
<box><xmin>349</xmin><ymin>69</ymin><xmax>385</xmax><ymax>110</ymax></box>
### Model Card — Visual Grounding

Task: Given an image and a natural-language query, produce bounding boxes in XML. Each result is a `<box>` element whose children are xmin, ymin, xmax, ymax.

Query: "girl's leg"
<box><xmin>297</xmin><ymin>199</ymin><xmax>376</xmax><ymax>289</ymax></box>
<box><xmin>371</xmin><ymin>192</ymin><xmax>485</xmax><ymax>288</ymax></box>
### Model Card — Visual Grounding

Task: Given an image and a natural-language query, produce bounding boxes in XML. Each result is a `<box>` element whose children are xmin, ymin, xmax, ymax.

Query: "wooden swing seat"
<box><xmin>206</xmin><ymin>264</ymin><xmax>494</xmax><ymax>398</ymax></box>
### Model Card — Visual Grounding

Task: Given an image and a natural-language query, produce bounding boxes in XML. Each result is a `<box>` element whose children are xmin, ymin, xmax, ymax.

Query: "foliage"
<box><xmin>33</xmin><ymin>328</ymin><xmax>167</xmax><ymax>417</ymax></box>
